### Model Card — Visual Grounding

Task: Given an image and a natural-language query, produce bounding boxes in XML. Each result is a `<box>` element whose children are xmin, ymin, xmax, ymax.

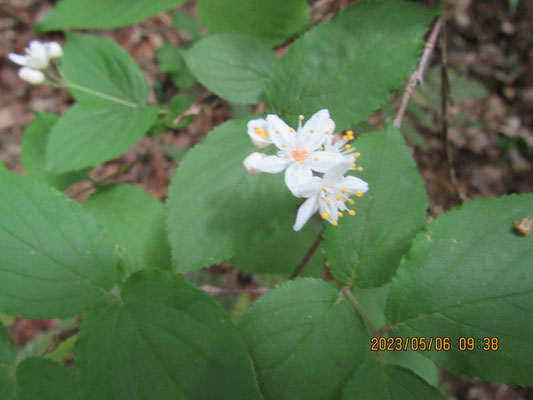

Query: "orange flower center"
<box><xmin>292</xmin><ymin>147</ymin><xmax>309</xmax><ymax>163</ymax></box>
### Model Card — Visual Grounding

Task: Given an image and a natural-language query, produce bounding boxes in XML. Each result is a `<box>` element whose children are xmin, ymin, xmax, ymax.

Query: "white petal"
<box><xmin>27</xmin><ymin>41</ymin><xmax>49</xmax><ymax>69</ymax></box>
<box><xmin>293</xmin><ymin>196</ymin><xmax>319</xmax><ymax>231</ymax></box>
<box><xmin>8</xmin><ymin>53</ymin><xmax>28</xmax><ymax>67</ymax></box>
<box><xmin>243</xmin><ymin>152</ymin><xmax>265</xmax><ymax>175</ymax></box>
<box><xmin>323</xmin><ymin>160</ymin><xmax>352</xmax><ymax>184</ymax></box>
<box><xmin>247</xmin><ymin>154</ymin><xmax>290</xmax><ymax>174</ymax></box>
<box><xmin>18</xmin><ymin>67</ymin><xmax>45</xmax><ymax>84</ymax></box>
<box><xmin>296</xmin><ymin>176</ymin><xmax>324</xmax><ymax>198</ymax></box>
<box><xmin>284</xmin><ymin>162</ymin><xmax>313</xmax><ymax>196</ymax></box>
<box><xmin>301</xmin><ymin>109</ymin><xmax>334</xmax><ymax>150</ymax></box>
<box><xmin>306</xmin><ymin>151</ymin><xmax>347</xmax><ymax>173</ymax></box>
<box><xmin>247</xmin><ymin>119</ymin><xmax>271</xmax><ymax>148</ymax></box>
<box><xmin>266</xmin><ymin>114</ymin><xmax>292</xmax><ymax>150</ymax></box>
<box><xmin>333</xmin><ymin>176</ymin><xmax>369</xmax><ymax>193</ymax></box>
<box><xmin>46</xmin><ymin>42</ymin><xmax>63</xmax><ymax>59</ymax></box>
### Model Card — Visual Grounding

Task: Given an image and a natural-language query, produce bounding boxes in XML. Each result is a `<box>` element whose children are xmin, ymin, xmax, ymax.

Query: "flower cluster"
<box><xmin>8</xmin><ymin>40</ymin><xmax>63</xmax><ymax>85</ymax></box>
<box><xmin>243</xmin><ymin>109</ymin><xmax>369</xmax><ymax>231</ymax></box>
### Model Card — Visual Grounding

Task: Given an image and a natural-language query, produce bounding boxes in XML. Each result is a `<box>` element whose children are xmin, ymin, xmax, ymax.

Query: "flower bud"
<box><xmin>243</xmin><ymin>152</ymin><xmax>265</xmax><ymax>175</ymax></box>
<box><xmin>18</xmin><ymin>67</ymin><xmax>46</xmax><ymax>85</ymax></box>
<box><xmin>47</xmin><ymin>42</ymin><xmax>63</xmax><ymax>59</ymax></box>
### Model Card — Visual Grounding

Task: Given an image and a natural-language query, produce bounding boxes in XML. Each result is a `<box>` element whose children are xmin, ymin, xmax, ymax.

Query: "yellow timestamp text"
<box><xmin>370</xmin><ymin>337</ymin><xmax>500</xmax><ymax>351</ymax></box>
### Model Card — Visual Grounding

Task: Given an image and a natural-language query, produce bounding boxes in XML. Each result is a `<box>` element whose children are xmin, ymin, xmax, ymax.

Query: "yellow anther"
<box><xmin>285</xmin><ymin>154</ymin><xmax>291</xmax><ymax>158</ymax></box>
<box><xmin>325</xmin><ymin>131</ymin><xmax>330</xmax><ymax>135</ymax></box>
<box><xmin>345</xmin><ymin>144</ymin><xmax>351</xmax><ymax>150</ymax></box>
<box><xmin>335</xmin><ymin>195</ymin><xmax>342</xmax><ymax>200</ymax></box>
<box><xmin>298</xmin><ymin>115</ymin><xmax>304</xmax><ymax>120</ymax></box>
<box><xmin>338</xmin><ymin>212</ymin><xmax>343</xmax><ymax>218</ymax></box>
<box><xmin>314</xmin><ymin>157</ymin><xmax>318</xmax><ymax>161</ymax></box>
<box><xmin>318</xmin><ymin>146</ymin><xmax>324</xmax><ymax>150</ymax></box>
<box><xmin>310</xmin><ymin>129</ymin><xmax>315</xmax><ymax>133</ymax></box>
<box><xmin>356</xmin><ymin>191</ymin><xmax>364</xmax><ymax>198</ymax></box>
<box><xmin>331</xmin><ymin>220</ymin><xmax>338</xmax><ymax>226</ymax></box>
<box><xmin>355</xmin><ymin>152</ymin><xmax>361</xmax><ymax>157</ymax></box>
<box><xmin>358</xmin><ymin>167</ymin><xmax>364</xmax><ymax>172</ymax></box>
<box><xmin>276</xmin><ymin>129</ymin><xmax>280</xmax><ymax>134</ymax></box>
<box><xmin>341</xmin><ymin>188</ymin><xmax>347</xmax><ymax>194</ymax></box>
<box><xmin>351</xmin><ymin>163</ymin><xmax>356</xmax><ymax>168</ymax></box>
<box><xmin>343</xmin><ymin>135</ymin><xmax>349</xmax><ymax>140</ymax></box>
<box><xmin>346</xmin><ymin>130</ymin><xmax>353</xmax><ymax>135</ymax></box>
<box><xmin>321</xmin><ymin>212</ymin><xmax>329</xmax><ymax>220</ymax></box>
<box><xmin>348</xmin><ymin>199</ymin><xmax>355</xmax><ymax>205</ymax></box>
<box><xmin>281</xmin><ymin>144</ymin><xmax>286</xmax><ymax>148</ymax></box>
<box><xmin>326</xmin><ymin>199</ymin><xmax>332</xmax><ymax>205</ymax></box>
<box><xmin>254</xmin><ymin>128</ymin><xmax>268</xmax><ymax>139</ymax></box>
<box><xmin>349</xmin><ymin>210</ymin><xmax>356</xmax><ymax>216</ymax></box>
<box><xmin>290</xmin><ymin>128</ymin><xmax>295</xmax><ymax>132</ymax></box>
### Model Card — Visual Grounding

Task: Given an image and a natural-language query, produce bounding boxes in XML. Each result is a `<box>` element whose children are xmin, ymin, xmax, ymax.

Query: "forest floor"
<box><xmin>0</xmin><ymin>0</ymin><xmax>531</xmax><ymax>399</ymax></box>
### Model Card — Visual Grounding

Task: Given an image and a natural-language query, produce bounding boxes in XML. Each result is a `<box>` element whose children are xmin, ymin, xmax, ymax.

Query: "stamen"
<box><xmin>341</xmin><ymin>188</ymin><xmax>347</xmax><ymax>194</ymax></box>
<box><xmin>282</xmin><ymin>144</ymin><xmax>287</xmax><ymax>148</ymax></box>
<box><xmin>318</xmin><ymin>146</ymin><xmax>323</xmax><ymax>150</ymax></box>
<box><xmin>331</xmin><ymin>221</ymin><xmax>338</xmax><ymax>226</ymax></box>
<box><xmin>289</xmin><ymin>128</ymin><xmax>295</xmax><ymax>132</ymax></box>
<box><xmin>321</xmin><ymin>212</ymin><xmax>329</xmax><ymax>220</ymax></box>
<box><xmin>349</xmin><ymin>210</ymin><xmax>356</xmax><ymax>216</ymax></box>
<box><xmin>335</xmin><ymin>195</ymin><xmax>342</xmax><ymax>200</ymax></box>
<box><xmin>326</xmin><ymin>199</ymin><xmax>332</xmax><ymax>205</ymax></box>
<box><xmin>355</xmin><ymin>152</ymin><xmax>361</xmax><ymax>157</ymax></box>
<box><xmin>310</xmin><ymin>129</ymin><xmax>315</xmax><ymax>133</ymax></box>
<box><xmin>298</xmin><ymin>115</ymin><xmax>304</xmax><ymax>120</ymax></box>
<box><xmin>348</xmin><ymin>199</ymin><xmax>355</xmax><ymax>205</ymax></box>
<box><xmin>351</xmin><ymin>163</ymin><xmax>356</xmax><ymax>168</ymax></box>
<box><xmin>338</xmin><ymin>212</ymin><xmax>343</xmax><ymax>218</ymax></box>
<box><xmin>254</xmin><ymin>128</ymin><xmax>268</xmax><ymax>139</ymax></box>
<box><xmin>345</xmin><ymin>144</ymin><xmax>351</xmax><ymax>150</ymax></box>
<box><xmin>356</xmin><ymin>191</ymin><xmax>364</xmax><ymax>198</ymax></box>
<box><xmin>276</xmin><ymin>130</ymin><xmax>280</xmax><ymax>134</ymax></box>
<box><xmin>358</xmin><ymin>167</ymin><xmax>364</xmax><ymax>172</ymax></box>
<box><xmin>291</xmin><ymin>147</ymin><xmax>309</xmax><ymax>163</ymax></box>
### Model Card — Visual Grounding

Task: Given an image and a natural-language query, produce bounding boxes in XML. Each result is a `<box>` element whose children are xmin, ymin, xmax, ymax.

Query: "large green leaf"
<box><xmin>231</xmin><ymin>216</ymin><xmax>323</xmax><ymax>276</ymax></box>
<box><xmin>265</xmin><ymin>0</ymin><xmax>437</xmax><ymax>129</ymax></box>
<box><xmin>323</xmin><ymin>124</ymin><xmax>427</xmax><ymax>287</ymax></box>
<box><xmin>184</xmin><ymin>33</ymin><xmax>278</xmax><ymax>104</ymax></box>
<box><xmin>45</xmin><ymin>101</ymin><xmax>158</xmax><ymax>173</ymax></box>
<box><xmin>0</xmin><ymin>170</ymin><xmax>116</xmax><ymax>318</ymax></box>
<box><xmin>84</xmin><ymin>184</ymin><xmax>171</xmax><ymax>271</ymax></box>
<box><xmin>386</xmin><ymin>195</ymin><xmax>533</xmax><ymax>385</ymax></box>
<box><xmin>341</xmin><ymin>357</ymin><xmax>445</xmax><ymax>400</ymax></box>
<box><xmin>21</xmin><ymin>112</ymin><xmax>88</xmax><ymax>190</ymax></box>
<box><xmin>197</xmin><ymin>0</ymin><xmax>309</xmax><ymax>47</ymax></box>
<box><xmin>0</xmin><ymin>322</ymin><xmax>17</xmax><ymax>400</ymax></box>
<box><xmin>62</xmin><ymin>34</ymin><xmax>150</xmax><ymax>104</ymax></box>
<box><xmin>75</xmin><ymin>270</ymin><xmax>263</xmax><ymax>400</ymax></box>
<box><xmin>36</xmin><ymin>0</ymin><xmax>186</xmax><ymax>31</ymax></box>
<box><xmin>166</xmin><ymin>118</ymin><xmax>298</xmax><ymax>272</ymax></box>
<box><xmin>16</xmin><ymin>358</ymin><xmax>78</xmax><ymax>400</ymax></box>
<box><xmin>239</xmin><ymin>278</ymin><xmax>368</xmax><ymax>400</ymax></box>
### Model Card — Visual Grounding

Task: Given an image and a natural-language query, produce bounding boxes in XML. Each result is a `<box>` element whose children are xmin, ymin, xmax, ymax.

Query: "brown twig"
<box><xmin>289</xmin><ymin>232</ymin><xmax>324</xmax><ymax>280</ymax></box>
<box><xmin>200</xmin><ymin>285</ymin><xmax>269</xmax><ymax>296</ymax></box>
<box><xmin>393</xmin><ymin>15</ymin><xmax>444</xmax><ymax>129</ymax></box>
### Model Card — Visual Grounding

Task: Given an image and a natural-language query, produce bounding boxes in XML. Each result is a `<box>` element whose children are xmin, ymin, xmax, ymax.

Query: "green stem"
<box><xmin>63</xmin><ymin>81</ymin><xmax>138</xmax><ymax>108</ymax></box>
<box><xmin>342</xmin><ymin>287</ymin><xmax>378</xmax><ymax>336</ymax></box>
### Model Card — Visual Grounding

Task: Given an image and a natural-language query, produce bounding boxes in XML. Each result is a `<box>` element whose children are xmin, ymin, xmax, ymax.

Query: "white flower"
<box><xmin>247</xmin><ymin>118</ymin><xmax>271</xmax><ymax>148</ymax></box>
<box><xmin>18</xmin><ymin>67</ymin><xmax>46</xmax><ymax>85</ymax></box>
<box><xmin>8</xmin><ymin>40</ymin><xmax>62</xmax><ymax>70</ymax></box>
<box><xmin>293</xmin><ymin>161</ymin><xmax>369</xmax><ymax>231</ymax></box>
<box><xmin>243</xmin><ymin>152</ymin><xmax>265</xmax><ymax>175</ymax></box>
<box><xmin>323</xmin><ymin>129</ymin><xmax>363</xmax><ymax>172</ymax></box>
<box><xmin>244</xmin><ymin>109</ymin><xmax>347</xmax><ymax>195</ymax></box>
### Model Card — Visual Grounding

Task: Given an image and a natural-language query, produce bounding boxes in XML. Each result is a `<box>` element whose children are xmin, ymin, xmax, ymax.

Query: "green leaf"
<box><xmin>231</xmin><ymin>217</ymin><xmax>323</xmax><ymax>276</ymax></box>
<box><xmin>170</xmin><ymin>66</ymin><xmax>197</xmax><ymax>90</ymax></box>
<box><xmin>167</xmin><ymin>94</ymin><xmax>196</xmax><ymax>128</ymax></box>
<box><xmin>172</xmin><ymin>12</ymin><xmax>202</xmax><ymax>42</ymax></box>
<box><xmin>323</xmin><ymin>124</ymin><xmax>427</xmax><ymax>287</ymax></box>
<box><xmin>0</xmin><ymin>322</ymin><xmax>17</xmax><ymax>400</ymax></box>
<box><xmin>265</xmin><ymin>0</ymin><xmax>437</xmax><ymax>129</ymax></box>
<box><xmin>62</xmin><ymin>34</ymin><xmax>150</xmax><ymax>104</ymax></box>
<box><xmin>0</xmin><ymin>170</ymin><xmax>116</xmax><ymax>318</ymax></box>
<box><xmin>36</xmin><ymin>0</ymin><xmax>187</xmax><ymax>31</ymax></box>
<box><xmin>239</xmin><ymin>278</ymin><xmax>368</xmax><ymax>400</ymax></box>
<box><xmin>16</xmin><ymin>358</ymin><xmax>78</xmax><ymax>400</ymax></box>
<box><xmin>197</xmin><ymin>0</ymin><xmax>309</xmax><ymax>47</ymax></box>
<box><xmin>45</xmin><ymin>101</ymin><xmax>158</xmax><ymax>173</ymax></box>
<box><xmin>341</xmin><ymin>358</ymin><xmax>445</xmax><ymax>400</ymax></box>
<box><xmin>156</xmin><ymin>44</ymin><xmax>185</xmax><ymax>73</ymax></box>
<box><xmin>184</xmin><ymin>33</ymin><xmax>278</xmax><ymax>104</ymax></box>
<box><xmin>166</xmin><ymin>117</ymin><xmax>298</xmax><ymax>272</ymax></box>
<box><xmin>21</xmin><ymin>112</ymin><xmax>88</xmax><ymax>190</ymax></box>
<box><xmin>386</xmin><ymin>194</ymin><xmax>533</xmax><ymax>385</ymax></box>
<box><xmin>84</xmin><ymin>184</ymin><xmax>171</xmax><ymax>271</ymax></box>
<box><xmin>75</xmin><ymin>270</ymin><xmax>263</xmax><ymax>400</ymax></box>
<box><xmin>0</xmin><ymin>160</ymin><xmax>6</xmax><ymax>171</ymax></box>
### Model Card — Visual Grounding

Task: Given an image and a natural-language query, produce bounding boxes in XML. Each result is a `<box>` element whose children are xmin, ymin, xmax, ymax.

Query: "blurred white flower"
<box><xmin>18</xmin><ymin>67</ymin><xmax>46</xmax><ymax>85</ymax></box>
<box><xmin>247</xmin><ymin>118</ymin><xmax>271</xmax><ymax>148</ymax></box>
<box><xmin>244</xmin><ymin>110</ymin><xmax>346</xmax><ymax>195</ymax></box>
<box><xmin>8</xmin><ymin>40</ymin><xmax>62</xmax><ymax>70</ymax></box>
<box><xmin>293</xmin><ymin>161</ymin><xmax>368</xmax><ymax>231</ymax></box>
